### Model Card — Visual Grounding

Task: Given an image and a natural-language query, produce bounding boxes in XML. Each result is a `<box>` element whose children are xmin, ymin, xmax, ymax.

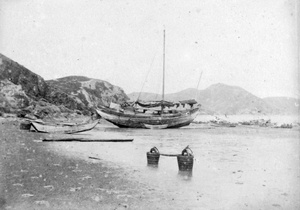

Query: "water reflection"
<box><xmin>177</xmin><ymin>170</ymin><xmax>193</xmax><ymax>181</ymax></box>
<box><xmin>147</xmin><ymin>164</ymin><xmax>159</xmax><ymax>169</ymax></box>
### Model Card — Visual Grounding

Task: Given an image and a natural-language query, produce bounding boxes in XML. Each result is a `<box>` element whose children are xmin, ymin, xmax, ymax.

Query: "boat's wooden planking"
<box><xmin>96</xmin><ymin>107</ymin><xmax>199</xmax><ymax>128</ymax></box>
<box><xmin>30</xmin><ymin>120</ymin><xmax>99</xmax><ymax>134</ymax></box>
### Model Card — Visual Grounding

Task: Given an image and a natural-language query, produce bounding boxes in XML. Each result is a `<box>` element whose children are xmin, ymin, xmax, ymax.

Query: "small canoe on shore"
<box><xmin>30</xmin><ymin>120</ymin><xmax>99</xmax><ymax>134</ymax></box>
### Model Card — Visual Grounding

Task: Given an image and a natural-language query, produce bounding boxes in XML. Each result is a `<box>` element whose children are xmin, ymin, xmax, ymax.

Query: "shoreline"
<box><xmin>0</xmin><ymin>118</ymin><xmax>158</xmax><ymax>210</ymax></box>
<box><xmin>1</xmin><ymin>116</ymin><xmax>299</xmax><ymax>210</ymax></box>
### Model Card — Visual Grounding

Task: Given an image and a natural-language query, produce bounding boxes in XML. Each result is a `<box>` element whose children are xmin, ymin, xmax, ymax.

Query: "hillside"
<box><xmin>128</xmin><ymin>83</ymin><xmax>298</xmax><ymax>115</ymax></box>
<box><xmin>0</xmin><ymin>54</ymin><xmax>129</xmax><ymax>118</ymax></box>
<box><xmin>196</xmin><ymin>83</ymin><xmax>271</xmax><ymax>115</ymax></box>
<box><xmin>263</xmin><ymin>97</ymin><xmax>299</xmax><ymax>115</ymax></box>
<box><xmin>1</xmin><ymin>53</ymin><xmax>297</xmax><ymax>117</ymax></box>
<box><xmin>0</xmin><ymin>54</ymin><xmax>48</xmax><ymax>99</ymax></box>
<box><xmin>46</xmin><ymin>76</ymin><xmax>129</xmax><ymax>108</ymax></box>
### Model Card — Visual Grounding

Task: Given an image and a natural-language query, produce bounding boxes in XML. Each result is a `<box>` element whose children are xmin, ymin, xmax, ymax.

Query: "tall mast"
<box><xmin>161</xmin><ymin>29</ymin><xmax>166</xmax><ymax>113</ymax></box>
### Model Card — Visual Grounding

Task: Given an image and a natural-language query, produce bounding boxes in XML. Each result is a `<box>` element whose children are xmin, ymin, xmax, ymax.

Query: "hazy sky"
<box><xmin>0</xmin><ymin>0</ymin><xmax>298</xmax><ymax>98</ymax></box>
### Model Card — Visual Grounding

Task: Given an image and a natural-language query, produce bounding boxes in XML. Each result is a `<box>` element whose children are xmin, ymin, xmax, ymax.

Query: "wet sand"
<box><xmin>0</xmin><ymin>117</ymin><xmax>299</xmax><ymax>209</ymax></box>
<box><xmin>0</xmin><ymin>118</ymin><xmax>159</xmax><ymax>210</ymax></box>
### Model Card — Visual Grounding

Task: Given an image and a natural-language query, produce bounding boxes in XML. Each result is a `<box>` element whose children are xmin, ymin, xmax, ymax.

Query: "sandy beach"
<box><xmin>0</xmin><ymin>118</ymin><xmax>152</xmax><ymax>210</ymax></box>
<box><xmin>0</xmin><ymin>116</ymin><xmax>299</xmax><ymax>210</ymax></box>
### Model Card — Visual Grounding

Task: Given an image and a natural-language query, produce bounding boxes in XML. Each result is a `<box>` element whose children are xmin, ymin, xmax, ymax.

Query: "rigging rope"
<box><xmin>135</xmin><ymin>51</ymin><xmax>158</xmax><ymax>102</ymax></box>
<box><xmin>195</xmin><ymin>71</ymin><xmax>203</xmax><ymax>100</ymax></box>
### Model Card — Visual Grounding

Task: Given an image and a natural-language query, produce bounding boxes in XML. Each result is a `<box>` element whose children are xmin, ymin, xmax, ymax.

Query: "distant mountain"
<box><xmin>0</xmin><ymin>54</ymin><xmax>128</xmax><ymax>118</ymax></box>
<box><xmin>128</xmin><ymin>83</ymin><xmax>298</xmax><ymax>115</ymax></box>
<box><xmin>263</xmin><ymin>97</ymin><xmax>299</xmax><ymax>115</ymax></box>
<box><xmin>1</xmin><ymin>53</ymin><xmax>297</xmax><ymax>117</ymax></box>
<box><xmin>196</xmin><ymin>83</ymin><xmax>272</xmax><ymax>115</ymax></box>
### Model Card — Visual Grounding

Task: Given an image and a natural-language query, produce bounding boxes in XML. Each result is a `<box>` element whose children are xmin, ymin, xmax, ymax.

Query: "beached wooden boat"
<box><xmin>30</xmin><ymin>120</ymin><xmax>99</xmax><ymax>134</ymax></box>
<box><xmin>96</xmin><ymin>30</ymin><xmax>200</xmax><ymax>129</ymax></box>
<box><xmin>96</xmin><ymin>106</ymin><xmax>199</xmax><ymax>129</ymax></box>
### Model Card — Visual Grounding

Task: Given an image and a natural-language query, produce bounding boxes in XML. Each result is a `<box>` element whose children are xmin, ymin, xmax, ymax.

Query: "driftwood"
<box><xmin>88</xmin><ymin>156</ymin><xmax>101</xmax><ymax>160</ymax></box>
<box><xmin>42</xmin><ymin>131</ymin><xmax>134</xmax><ymax>142</ymax></box>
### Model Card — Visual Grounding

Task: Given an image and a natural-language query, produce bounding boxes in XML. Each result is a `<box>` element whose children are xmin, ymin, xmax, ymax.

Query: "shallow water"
<box><xmin>46</xmin><ymin>120</ymin><xmax>300</xmax><ymax>209</ymax></box>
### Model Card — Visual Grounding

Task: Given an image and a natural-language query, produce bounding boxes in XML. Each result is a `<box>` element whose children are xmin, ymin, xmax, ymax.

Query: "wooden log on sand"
<box><xmin>42</xmin><ymin>133</ymin><xmax>133</xmax><ymax>142</ymax></box>
<box><xmin>43</xmin><ymin>138</ymin><xmax>133</xmax><ymax>142</ymax></box>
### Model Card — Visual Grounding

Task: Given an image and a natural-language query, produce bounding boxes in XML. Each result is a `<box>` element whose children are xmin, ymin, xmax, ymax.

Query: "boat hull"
<box><xmin>144</xmin><ymin>124</ymin><xmax>169</xmax><ymax>129</ymax></box>
<box><xmin>30</xmin><ymin>120</ymin><xmax>99</xmax><ymax>134</ymax></box>
<box><xmin>96</xmin><ymin>107</ymin><xmax>199</xmax><ymax>129</ymax></box>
